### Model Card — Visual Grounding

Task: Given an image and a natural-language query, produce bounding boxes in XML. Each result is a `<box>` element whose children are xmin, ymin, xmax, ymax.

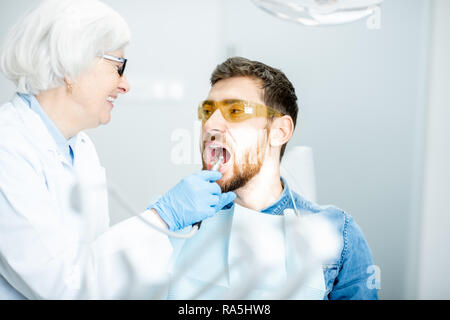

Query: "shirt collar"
<box><xmin>18</xmin><ymin>93</ymin><xmax>76</xmax><ymax>164</ymax></box>
<box><xmin>260</xmin><ymin>176</ymin><xmax>294</xmax><ymax>215</ymax></box>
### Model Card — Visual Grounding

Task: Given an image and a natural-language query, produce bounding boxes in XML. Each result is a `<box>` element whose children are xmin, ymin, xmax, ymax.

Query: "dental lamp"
<box><xmin>251</xmin><ymin>0</ymin><xmax>383</xmax><ymax>28</ymax></box>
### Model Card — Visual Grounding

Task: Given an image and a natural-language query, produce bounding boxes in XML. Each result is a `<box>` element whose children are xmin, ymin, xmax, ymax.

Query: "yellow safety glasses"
<box><xmin>198</xmin><ymin>99</ymin><xmax>284</xmax><ymax>124</ymax></box>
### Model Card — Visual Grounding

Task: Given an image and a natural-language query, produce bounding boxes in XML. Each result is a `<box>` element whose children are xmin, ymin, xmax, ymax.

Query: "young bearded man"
<box><xmin>167</xmin><ymin>57</ymin><xmax>378</xmax><ymax>300</ymax></box>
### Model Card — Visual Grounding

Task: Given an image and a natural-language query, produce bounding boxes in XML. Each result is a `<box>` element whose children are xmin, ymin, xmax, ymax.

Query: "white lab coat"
<box><xmin>0</xmin><ymin>94</ymin><xmax>173</xmax><ymax>299</ymax></box>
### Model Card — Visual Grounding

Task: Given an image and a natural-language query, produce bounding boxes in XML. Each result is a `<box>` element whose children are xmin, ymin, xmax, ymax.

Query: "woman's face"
<box><xmin>70</xmin><ymin>49</ymin><xmax>130</xmax><ymax>128</ymax></box>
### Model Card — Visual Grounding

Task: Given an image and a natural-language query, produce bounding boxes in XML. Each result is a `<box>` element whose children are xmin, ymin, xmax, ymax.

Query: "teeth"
<box><xmin>209</xmin><ymin>145</ymin><xmax>230</xmax><ymax>163</ymax></box>
<box><xmin>107</xmin><ymin>96</ymin><xmax>115</xmax><ymax>102</ymax></box>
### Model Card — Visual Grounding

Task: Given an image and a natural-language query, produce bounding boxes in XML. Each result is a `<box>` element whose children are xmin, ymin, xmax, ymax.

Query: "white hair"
<box><xmin>0</xmin><ymin>0</ymin><xmax>131</xmax><ymax>95</ymax></box>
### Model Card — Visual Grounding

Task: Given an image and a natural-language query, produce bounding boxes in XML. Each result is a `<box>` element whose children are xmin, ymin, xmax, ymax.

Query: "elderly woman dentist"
<box><xmin>0</xmin><ymin>0</ymin><xmax>235</xmax><ymax>299</ymax></box>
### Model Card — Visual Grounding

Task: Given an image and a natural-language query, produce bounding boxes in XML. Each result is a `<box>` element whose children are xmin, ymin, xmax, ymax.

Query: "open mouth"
<box><xmin>204</xmin><ymin>143</ymin><xmax>232</xmax><ymax>168</ymax></box>
<box><xmin>106</xmin><ymin>96</ymin><xmax>116</xmax><ymax>107</ymax></box>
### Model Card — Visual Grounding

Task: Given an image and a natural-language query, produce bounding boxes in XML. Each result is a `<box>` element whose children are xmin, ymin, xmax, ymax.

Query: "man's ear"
<box><xmin>269</xmin><ymin>115</ymin><xmax>294</xmax><ymax>147</ymax></box>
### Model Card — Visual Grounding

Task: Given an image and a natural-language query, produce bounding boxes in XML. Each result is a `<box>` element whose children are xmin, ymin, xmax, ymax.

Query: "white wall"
<box><xmin>0</xmin><ymin>0</ymin><xmax>443</xmax><ymax>299</ymax></box>
<box><xmin>0</xmin><ymin>0</ymin><xmax>40</xmax><ymax>103</ymax></box>
<box><xmin>417</xmin><ymin>0</ymin><xmax>450</xmax><ymax>300</ymax></box>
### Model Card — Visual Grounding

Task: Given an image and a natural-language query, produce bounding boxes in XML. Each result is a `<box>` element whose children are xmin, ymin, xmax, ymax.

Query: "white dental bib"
<box><xmin>167</xmin><ymin>203</ymin><xmax>326</xmax><ymax>300</ymax></box>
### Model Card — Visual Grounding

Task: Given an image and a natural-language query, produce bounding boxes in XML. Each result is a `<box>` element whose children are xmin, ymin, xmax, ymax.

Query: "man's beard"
<box><xmin>202</xmin><ymin>146</ymin><xmax>264</xmax><ymax>193</ymax></box>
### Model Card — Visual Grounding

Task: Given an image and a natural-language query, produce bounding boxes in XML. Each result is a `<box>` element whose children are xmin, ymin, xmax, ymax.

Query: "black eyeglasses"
<box><xmin>103</xmin><ymin>54</ymin><xmax>127</xmax><ymax>77</ymax></box>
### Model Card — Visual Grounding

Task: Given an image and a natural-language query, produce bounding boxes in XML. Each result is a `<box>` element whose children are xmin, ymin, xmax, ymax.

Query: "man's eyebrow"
<box><xmin>222</xmin><ymin>99</ymin><xmax>241</xmax><ymax>105</ymax></box>
<box><xmin>203</xmin><ymin>100</ymin><xmax>215</xmax><ymax>106</ymax></box>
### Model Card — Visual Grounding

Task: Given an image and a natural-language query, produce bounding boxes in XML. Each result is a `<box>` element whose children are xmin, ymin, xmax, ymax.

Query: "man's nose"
<box><xmin>203</xmin><ymin>109</ymin><xmax>228</xmax><ymax>131</ymax></box>
<box><xmin>118</xmin><ymin>75</ymin><xmax>130</xmax><ymax>94</ymax></box>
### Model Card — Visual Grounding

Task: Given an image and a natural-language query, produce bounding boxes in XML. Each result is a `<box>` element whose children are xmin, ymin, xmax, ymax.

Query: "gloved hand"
<box><xmin>147</xmin><ymin>170</ymin><xmax>236</xmax><ymax>231</ymax></box>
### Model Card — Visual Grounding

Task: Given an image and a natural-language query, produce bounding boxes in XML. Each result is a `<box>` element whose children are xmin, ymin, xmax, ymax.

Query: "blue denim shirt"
<box><xmin>248</xmin><ymin>177</ymin><xmax>379</xmax><ymax>300</ymax></box>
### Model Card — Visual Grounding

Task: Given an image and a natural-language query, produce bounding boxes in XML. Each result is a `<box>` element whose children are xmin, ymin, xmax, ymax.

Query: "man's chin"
<box><xmin>217</xmin><ymin>168</ymin><xmax>261</xmax><ymax>193</ymax></box>
<box><xmin>216</xmin><ymin>177</ymin><xmax>236</xmax><ymax>193</ymax></box>
<box><xmin>202</xmin><ymin>153</ymin><xmax>263</xmax><ymax>193</ymax></box>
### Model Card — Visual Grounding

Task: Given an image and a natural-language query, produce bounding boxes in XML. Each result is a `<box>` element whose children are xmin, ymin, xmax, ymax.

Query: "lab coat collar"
<box><xmin>12</xmin><ymin>93</ymin><xmax>77</xmax><ymax>167</ymax></box>
<box><xmin>18</xmin><ymin>93</ymin><xmax>74</xmax><ymax>154</ymax></box>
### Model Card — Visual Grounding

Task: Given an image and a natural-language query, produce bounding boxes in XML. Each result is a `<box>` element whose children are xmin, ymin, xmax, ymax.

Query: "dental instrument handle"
<box><xmin>193</xmin><ymin>156</ymin><xmax>224</xmax><ymax>230</ymax></box>
<box><xmin>212</xmin><ymin>156</ymin><xmax>224</xmax><ymax>171</ymax></box>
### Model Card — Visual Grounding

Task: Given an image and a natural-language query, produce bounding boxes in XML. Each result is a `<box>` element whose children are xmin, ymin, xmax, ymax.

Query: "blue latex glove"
<box><xmin>148</xmin><ymin>171</ymin><xmax>236</xmax><ymax>231</ymax></box>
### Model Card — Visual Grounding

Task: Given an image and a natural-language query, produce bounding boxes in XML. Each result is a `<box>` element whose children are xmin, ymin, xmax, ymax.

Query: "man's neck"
<box><xmin>234</xmin><ymin>159</ymin><xmax>283</xmax><ymax>211</ymax></box>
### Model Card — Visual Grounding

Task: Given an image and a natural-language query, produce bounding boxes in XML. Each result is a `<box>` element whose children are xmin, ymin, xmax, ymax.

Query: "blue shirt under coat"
<box><xmin>18</xmin><ymin>93</ymin><xmax>75</xmax><ymax>165</ymax></box>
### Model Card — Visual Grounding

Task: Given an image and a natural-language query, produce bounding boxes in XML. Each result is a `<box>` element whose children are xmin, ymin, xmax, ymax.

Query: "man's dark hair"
<box><xmin>210</xmin><ymin>57</ymin><xmax>299</xmax><ymax>160</ymax></box>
